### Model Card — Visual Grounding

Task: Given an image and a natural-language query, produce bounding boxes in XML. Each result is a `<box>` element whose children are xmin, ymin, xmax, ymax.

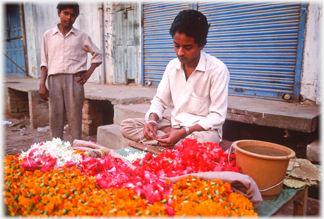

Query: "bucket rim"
<box><xmin>232</xmin><ymin>139</ymin><xmax>295</xmax><ymax>160</ymax></box>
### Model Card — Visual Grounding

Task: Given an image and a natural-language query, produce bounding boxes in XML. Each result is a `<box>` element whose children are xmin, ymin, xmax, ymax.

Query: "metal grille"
<box><xmin>142</xmin><ymin>2</ymin><xmax>190</xmax><ymax>85</ymax></box>
<box><xmin>199</xmin><ymin>2</ymin><xmax>306</xmax><ymax>100</ymax></box>
<box><xmin>142</xmin><ymin>2</ymin><xmax>306</xmax><ymax>101</ymax></box>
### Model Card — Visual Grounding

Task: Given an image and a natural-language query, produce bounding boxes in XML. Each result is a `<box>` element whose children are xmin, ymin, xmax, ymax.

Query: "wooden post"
<box><xmin>19</xmin><ymin>3</ymin><xmax>29</xmax><ymax>77</ymax></box>
<box><xmin>293</xmin><ymin>187</ymin><xmax>308</xmax><ymax>216</ymax></box>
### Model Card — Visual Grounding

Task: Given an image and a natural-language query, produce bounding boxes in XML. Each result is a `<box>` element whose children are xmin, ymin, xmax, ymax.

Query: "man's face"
<box><xmin>58</xmin><ymin>8</ymin><xmax>77</xmax><ymax>29</ymax></box>
<box><xmin>173</xmin><ymin>32</ymin><xmax>204</xmax><ymax>66</ymax></box>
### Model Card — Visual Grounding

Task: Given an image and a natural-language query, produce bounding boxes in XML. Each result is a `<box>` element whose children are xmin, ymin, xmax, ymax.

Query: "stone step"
<box><xmin>113</xmin><ymin>103</ymin><xmax>173</xmax><ymax>125</ymax></box>
<box><xmin>306</xmin><ymin>139</ymin><xmax>320</xmax><ymax>163</ymax></box>
<box><xmin>98</xmin><ymin>103</ymin><xmax>233</xmax><ymax>150</ymax></box>
<box><xmin>97</xmin><ymin>122</ymin><xmax>233</xmax><ymax>151</ymax></box>
<box><xmin>113</xmin><ymin>104</ymin><xmax>149</xmax><ymax>125</ymax></box>
<box><xmin>97</xmin><ymin>123</ymin><xmax>135</xmax><ymax>150</ymax></box>
<box><xmin>97</xmin><ymin>103</ymin><xmax>173</xmax><ymax>149</ymax></box>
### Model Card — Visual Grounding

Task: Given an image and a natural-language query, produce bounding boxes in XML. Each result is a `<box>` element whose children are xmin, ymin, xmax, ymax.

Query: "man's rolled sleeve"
<box><xmin>40</xmin><ymin>33</ymin><xmax>48</xmax><ymax>69</ymax></box>
<box><xmin>85</xmin><ymin>36</ymin><xmax>102</xmax><ymax>65</ymax></box>
<box><xmin>145</xmin><ymin>99</ymin><xmax>165</xmax><ymax>122</ymax></box>
<box><xmin>90</xmin><ymin>49</ymin><xmax>102</xmax><ymax>64</ymax></box>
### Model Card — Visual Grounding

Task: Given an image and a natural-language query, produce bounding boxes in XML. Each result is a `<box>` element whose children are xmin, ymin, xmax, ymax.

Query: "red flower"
<box><xmin>79</xmin><ymin>157</ymin><xmax>103</xmax><ymax>176</ymax></box>
<box><xmin>132</xmin><ymin>138</ymin><xmax>241</xmax><ymax>177</ymax></box>
<box><xmin>40</xmin><ymin>157</ymin><xmax>57</xmax><ymax>173</ymax></box>
<box><xmin>232</xmin><ymin>166</ymin><xmax>241</xmax><ymax>173</ymax></box>
<box><xmin>164</xmin><ymin>205</ymin><xmax>176</xmax><ymax>216</ymax></box>
<box><xmin>21</xmin><ymin>157</ymin><xmax>39</xmax><ymax>171</ymax></box>
<box><xmin>146</xmin><ymin>190</ymin><xmax>161</xmax><ymax>203</ymax></box>
<box><xmin>28</xmin><ymin>148</ymin><xmax>39</xmax><ymax>157</ymax></box>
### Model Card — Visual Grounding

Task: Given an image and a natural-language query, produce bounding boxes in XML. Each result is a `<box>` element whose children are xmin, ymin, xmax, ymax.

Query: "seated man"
<box><xmin>120</xmin><ymin>9</ymin><xmax>229</xmax><ymax>147</ymax></box>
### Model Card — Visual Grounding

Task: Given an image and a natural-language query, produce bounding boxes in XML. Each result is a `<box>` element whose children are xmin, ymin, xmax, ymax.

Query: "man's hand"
<box><xmin>76</xmin><ymin>71</ymin><xmax>92</xmax><ymax>85</ymax></box>
<box><xmin>157</xmin><ymin>124</ymin><xmax>204</xmax><ymax>147</ymax></box>
<box><xmin>76</xmin><ymin>63</ymin><xmax>101</xmax><ymax>85</ymax></box>
<box><xmin>156</xmin><ymin>129</ymin><xmax>186</xmax><ymax>147</ymax></box>
<box><xmin>39</xmin><ymin>84</ymin><xmax>49</xmax><ymax>101</ymax></box>
<box><xmin>143</xmin><ymin>122</ymin><xmax>158</xmax><ymax>140</ymax></box>
<box><xmin>39</xmin><ymin>66</ymin><xmax>49</xmax><ymax>100</ymax></box>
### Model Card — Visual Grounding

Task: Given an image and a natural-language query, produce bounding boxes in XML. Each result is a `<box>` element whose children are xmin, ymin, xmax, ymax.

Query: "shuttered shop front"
<box><xmin>142</xmin><ymin>2</ymin><xmax>307</xmax><ymax>101</ymax></box>
<box><xmin>142</xmin><ymin>2</ymin><xmax>190</xmax><ymax>86</ymax></box>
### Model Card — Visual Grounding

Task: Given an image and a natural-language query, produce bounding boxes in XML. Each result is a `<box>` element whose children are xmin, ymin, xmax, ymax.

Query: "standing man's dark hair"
<box><xmin>169</xmin><ymin>9</ymin><xmax>210</xmax><ymax>47</ymax></box>
<box><xmin>56</xmin><ymin>2</ymin><xmax>80</xmax><ymax>17</ymax></box>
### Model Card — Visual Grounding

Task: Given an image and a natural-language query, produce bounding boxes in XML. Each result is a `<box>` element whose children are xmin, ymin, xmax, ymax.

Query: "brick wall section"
<box><xmin>82</xmin><ymin>99</ymin><xmax>104</xmax><ymax>136</ymax></box>
<box><xmin>5</xmin><ymin>88</ymin><xmax>112</xmax><ymax>134</ymax></box>
<box><xmin>5</xmin><ymin>88</ymin><xmax>49</xmax><ymax>129</ymax></box>
<box><xmin>6</xmin><ymin>88</ymin><xmax>29</xmax><ymax>119</ymax></box>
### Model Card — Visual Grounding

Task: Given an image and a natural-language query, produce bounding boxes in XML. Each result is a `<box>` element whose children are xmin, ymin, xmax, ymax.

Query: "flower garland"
<box><xmin>19</xmin><ymin>138</ymin><xmax>82</xmax><ymax>172</ymax></box>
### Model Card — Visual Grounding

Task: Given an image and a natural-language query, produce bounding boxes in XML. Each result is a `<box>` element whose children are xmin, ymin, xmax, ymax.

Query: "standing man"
<box><xmin>39</xmin><ymin>2</ymin><xmax>102</xmax><ymax>142</ymax></box>
<box><xmin>120</xmin><ymin>9</ymin><xmax>229</xmax><ymax>147</ymax></box>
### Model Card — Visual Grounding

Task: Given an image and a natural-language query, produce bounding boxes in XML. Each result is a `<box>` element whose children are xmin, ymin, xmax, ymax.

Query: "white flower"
<box><xmin>20</xmin><ymin>138</ymin><xmax>83</xmax><ymax>169</ymax></box>
<box><xmin>122</xmin><ymin>151</ymin><xmax>147</xmax><ymax>162</ymax></box>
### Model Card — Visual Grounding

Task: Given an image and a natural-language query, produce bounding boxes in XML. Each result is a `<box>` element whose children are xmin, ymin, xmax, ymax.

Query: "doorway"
<box><xmin>3</xmin><ymin>3</ymin><xmax>27</xmax><ymax>77</ymax></box>
<box><xmin>114</xmin><ymin>3</ymin><xmax>139</xmax><ymax>84</ymax></box>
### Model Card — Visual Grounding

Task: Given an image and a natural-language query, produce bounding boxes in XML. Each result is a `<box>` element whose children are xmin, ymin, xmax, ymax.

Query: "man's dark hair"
<box><xmin>57</xmin><ymin>2</ymin><xmax>80</xmax><ymax>17</ymax></box>
<box><xmin>169</xmin><ymin>10</ymin><xmax>210</xmax><ymax>47</ymax></box>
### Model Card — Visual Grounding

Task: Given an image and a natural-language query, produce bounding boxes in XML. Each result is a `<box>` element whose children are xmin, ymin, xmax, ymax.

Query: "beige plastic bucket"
<box><xmin>232</xmin><ymin>140</ymin><xmax>295</xmax><ymax>200</ymax></box>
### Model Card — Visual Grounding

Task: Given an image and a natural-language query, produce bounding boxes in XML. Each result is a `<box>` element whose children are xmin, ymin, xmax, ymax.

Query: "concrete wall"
<box><xmin>23</xmin><ymin>2</ymin><xmax>101</xmax><ymax>83</ymax></box>
<box><xmin>300</xmin><ymin>2</ymin><xmax>322</xmax><ymax>104</ymax></box>
<box><xmin>103</xmin><ymin>2</ymin><xmax>115</xmax><ymax>84</ymax></box>
<box><xmin>76</xmin><ymin>3</ymin><xmax>101</xmax><ymax>83</ymax></box>
<box><xmin>137</xmin><ymin>3</ymin><xmax>143</xmax><ymax>85</ymax></box>
<box><xmin>24</xmin><ymin>2</ymin><xmax>59</xmax><ymax>78</ymax></box>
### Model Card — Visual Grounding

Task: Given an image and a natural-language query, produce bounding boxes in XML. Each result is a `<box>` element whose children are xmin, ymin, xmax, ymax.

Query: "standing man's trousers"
<box><xmin>48</xmin><ymin>74</ymin><xmax>84</xmax><ymax>142</ymax></box>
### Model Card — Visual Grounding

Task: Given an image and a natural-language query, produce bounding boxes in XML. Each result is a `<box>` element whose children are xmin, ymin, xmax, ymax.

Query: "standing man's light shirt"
<box><xmin>41</xmin><ymin>25</ymin><xmax>102</xmax><ymax>75</ymax></box>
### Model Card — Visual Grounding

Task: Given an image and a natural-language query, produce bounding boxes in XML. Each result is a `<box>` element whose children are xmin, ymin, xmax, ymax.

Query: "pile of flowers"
<box><xmin>171</xmin><ymin>176</ymin><xmax>256</xmax><ymax>217</ymax></box>
<box><xmin>19</xmin><ymin>138</ymin><xmax>82</xmax><ymax>172</ymax></box>
<box><xmin>3</xmin><ymin>155</ymin><xmax>168</xmax><ymax>217</ymax></box>
<box><xmin>78</xmin><ymin>154</ymin><xmax>172</xmax><ymax>204</ymax></box>
<box><xmin>122</xmin><ymin>149</ymin><xmax>147</xmax><ymax>162</ymax></box>
<box><xmin>132</xmin><ymin>138</ymin><xmax>241</xmax><ymax>177</ymax></box>
<box><xmin>3</xmin><ymin>138</ymin><xmax>257</xmax><ymax>217</ymax></box>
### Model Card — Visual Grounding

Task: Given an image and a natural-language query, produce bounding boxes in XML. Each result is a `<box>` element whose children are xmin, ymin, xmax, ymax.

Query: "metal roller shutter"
<box><xmin>198</xmin><ymin>2</ymin><xmax>307</xmax><ymax>101</ymax></box>
<box><xmin>141</xmin><ymin>2</ymin><xmax>190</xmax><ymax>86</ymax></box>
<box><xmin>141</xmin><ymin>2</ymin><xmax>307</xmax><ymax>101</ymax></box>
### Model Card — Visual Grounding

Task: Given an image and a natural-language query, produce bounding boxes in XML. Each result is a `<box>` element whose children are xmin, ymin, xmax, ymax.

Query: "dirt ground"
<box><xmin>3</xmin><ymin>116</ymin><xmax>96</xmax><ymax>155</ymax></box>
<box><xmin>2</xmin><ymin>117</ymin><xmax>321</xmax><ymax>217</ymax></box>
